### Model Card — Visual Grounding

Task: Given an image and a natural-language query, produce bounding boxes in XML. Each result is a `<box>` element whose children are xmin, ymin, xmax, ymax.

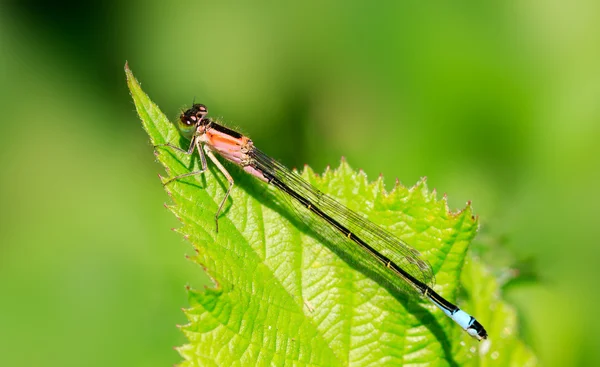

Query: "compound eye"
<box><xmin>180</xmin><ymin>113</ymin><xmax>195</xmax><ymax>126</ymax></box>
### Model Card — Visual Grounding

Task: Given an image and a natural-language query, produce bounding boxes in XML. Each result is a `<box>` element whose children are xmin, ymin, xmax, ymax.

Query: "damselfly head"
<box><xmin>177</xmin><ymin>103</ymin><xmax>209</xmax><ymax>139</ymax></box>
<box><xmin>182</xmin><ymin>103</ymin><xmax>208</xmax><ymax>124</ymax></box>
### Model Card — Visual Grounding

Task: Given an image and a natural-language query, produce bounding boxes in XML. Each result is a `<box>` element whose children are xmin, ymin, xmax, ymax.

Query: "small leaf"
<box><xmin>126</xmin><ymin>63</ymin><xmax>537</xmax><ymax>367</ymax></box>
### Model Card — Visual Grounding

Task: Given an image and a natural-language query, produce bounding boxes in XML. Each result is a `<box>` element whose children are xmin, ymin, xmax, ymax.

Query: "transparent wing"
<box><xmin>249</xmin><ymin>148</ymin><xmax>435</xmax><ymax>298</ymax></box>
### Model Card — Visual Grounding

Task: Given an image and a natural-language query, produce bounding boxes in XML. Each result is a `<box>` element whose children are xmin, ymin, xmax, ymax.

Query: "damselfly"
<box><xmin>158</xmin><ymin>103</ymin><xmax>488</xmax><ymax>340</ymax></box>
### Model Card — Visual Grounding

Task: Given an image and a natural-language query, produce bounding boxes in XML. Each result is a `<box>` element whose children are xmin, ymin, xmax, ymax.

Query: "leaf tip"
<box><xmin>124</xmin><ymin>61</ymin><xmax>139</xmax><ymax>91</ymax></box>
<box><xmin>409</xmin><ymin>177</ymin><xmax>428</xmax><ymax>196</ymax></box>
<box><xmin>463</xmin><ymin>200</ymin><xmax>473</xmax><ymax>213</ymax></box>
<box><xmin>301</xmin><ymin>163</ymin><xmax>318</xmax><ymax>178</ymax></box>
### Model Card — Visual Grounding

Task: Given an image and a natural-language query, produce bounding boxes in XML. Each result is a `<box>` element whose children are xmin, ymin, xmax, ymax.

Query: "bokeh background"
<box><xmin>1</xmin><ymin>1</ymin><xmax>598</xmax><ymax>366</ymax></box>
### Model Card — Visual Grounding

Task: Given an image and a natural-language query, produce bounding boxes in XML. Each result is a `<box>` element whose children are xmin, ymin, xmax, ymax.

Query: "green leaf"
<box><xmin>126</xmin><ymin>63</ymin><xmax>537</xmax><ymax>367</ymax></box>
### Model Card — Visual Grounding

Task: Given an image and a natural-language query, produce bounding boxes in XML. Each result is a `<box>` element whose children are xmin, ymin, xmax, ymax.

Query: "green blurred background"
<box><xmin>1</xmin><ymin>1</ymin><xmax>598</xmax><ymax>366</ymax></box>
